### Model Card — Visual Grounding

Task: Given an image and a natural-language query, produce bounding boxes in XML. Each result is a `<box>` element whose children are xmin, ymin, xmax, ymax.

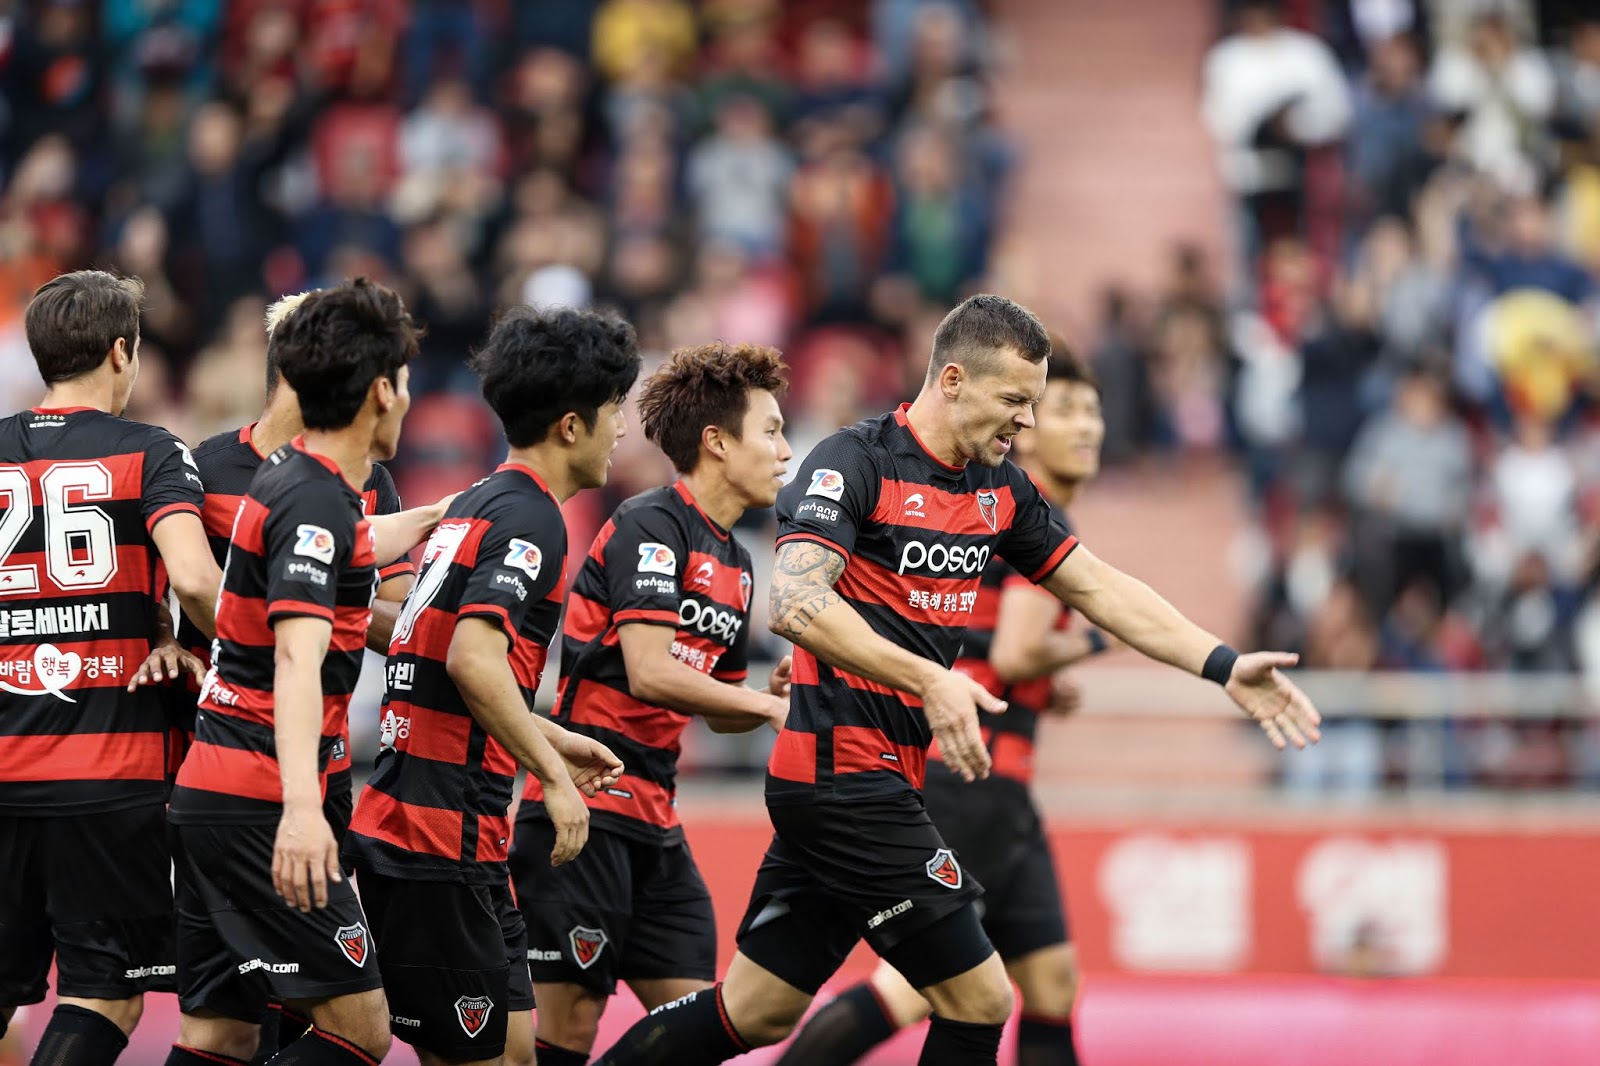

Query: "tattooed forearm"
<box><xmin>768</xmin><ymin>542</ymin><xmax>847</xmax><ymax>641</ymax></box>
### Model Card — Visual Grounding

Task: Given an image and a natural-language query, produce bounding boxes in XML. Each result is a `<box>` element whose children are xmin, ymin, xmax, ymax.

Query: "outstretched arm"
<box><xmin>619</xmin><ymin>624</ymin><xmax>786</xmax><ymax>734</ymax></box>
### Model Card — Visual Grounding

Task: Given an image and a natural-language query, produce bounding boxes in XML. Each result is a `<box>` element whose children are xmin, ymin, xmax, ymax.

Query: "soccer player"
<box><xmin>165</xmin><ymin>279</ymin><xmax>418</xmax><ymax>1066</ymax></box>
<box><xmin>170</xmin><ymin>288</ymin><xmax>451</xmax><ymax>1061</ymax></box>
<box><xmin>510</xmin><ymin>343</ymin><xmax>794</xmax><ymax>1066</ymax></box>
<box><xmin>0</xmin><ymin>270</ymin><xmax>223</xmax><ymax>1066</ymax></box>
<box><xmin>594</xmin><ymin>294</ymin><xmax>1320</xmax><ymax>1066</ymax></box>
<box><xmin>776</xmin><ymin>345</ymin><xmax>1110</xmax><ymax>1066</ymax></box>
<box><xmin>342</xmin><ymin>306</ymin><xmax>640</xmax><ymax>1066</ymax></box>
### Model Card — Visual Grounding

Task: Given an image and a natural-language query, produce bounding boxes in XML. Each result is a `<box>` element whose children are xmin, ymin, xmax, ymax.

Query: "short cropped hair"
<box><xmin>270</xmin><ymin>278</ymin><xmax>419</xmax><ymax>430</ymax></box>
<box><xmin>1044</xmin><ymin>333</ymin><xmax>1098</xmax><ymax>392</ymax></box>
<box><xmin>470</xmin><ymin>306</ymin><xmax>641</xmax><ymax>448</ymax></box>
<box><xmin>928</xmin><ymin>294</ymin><xmax>1051</xmax><ymax>381</ymax></box>
<box><xmin>25</xmin><ymin>271</ymin><xmax>145</xmax><ymax>385</ymax></box>
<box><xmin>637</xmin><ymin>343</ymin><xmax>789</xmax><ymax>473</ymax></box>
<box><xmin>264</xmin><ymin>290</ymin><xmax>317</xmax><ymax>395</ymax></box>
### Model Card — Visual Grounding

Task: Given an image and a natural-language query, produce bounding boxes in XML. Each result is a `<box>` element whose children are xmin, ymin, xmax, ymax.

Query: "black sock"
<box><xmin>261</xmin><ymin>1029</ymin><xmax>378</xmax><ymax>1066</ymax></box>
<box><xmin>1017</xmin><ymin>1015</ymin><xmax>1079</xmax><ymax>1066</ymax></box>
<box><xmin>774</xmin><ymin>982</ymin><xmax>897</xmax><ymax>1065</ymax></box>
<box><xmin>165</xmin><ymin>1047</ymin><xmax>251</xmax><ymax>1066</ymax></box>
<box><xmin>918</xmin><ymin>1015</ymin><xmax>1002</xmax><ymax>1066</ymax></box>
<box><xmin>27</xmin><ymin>1005</ymin><xmax>129</xmax><ymax>1066</ymax></box>
<box><xmin>592</xmin><ymin>985</ymin><xmax>750</xmax><ymax>1066</ymax></box>
<box><xmin>534</xmin><ymin>1039</ymin><xmax>589</xmax><ymax>1065</ymax></box>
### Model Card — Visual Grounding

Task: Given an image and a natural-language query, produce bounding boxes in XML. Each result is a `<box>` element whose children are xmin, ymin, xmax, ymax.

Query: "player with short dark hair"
<box><xmin>510</xmin><ymin>343</ymin><xmax>793</xmax><ymax>1066</ymax></box>
<box><xmin>343</xmin><ymin>306</ymin><xmax>642</xmax><ymax>1066</ymax></box>
<box><xmin>776</xmin><ymin>343</ymin><xmax>1110</xmax><ymax>1066</ymax></box>
<box><xmin>594</xmin><ymin>294</ymin><xmax>1321</xmax><ymax>1066</ymax></box>
<box><xmin>0</xmin><ymin>269</ymin><xmax>223</xmax><ymax>1066</ymax></box>
<box><xmin>165</xmin><ymin>279</ymin><xmax>419</xmax><ymax>1066</ymax></box>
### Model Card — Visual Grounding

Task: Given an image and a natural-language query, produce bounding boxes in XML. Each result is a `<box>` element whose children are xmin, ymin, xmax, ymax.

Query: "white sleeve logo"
<box><xmin>637</xmin><ymin>543</ymin><xmax>677</xmax><ymax>575</ymax></box>
<box><xmin>175</xmin><ymin>441</ymin><xmax>198</xmax><ymax>470</ymax></box>
<box><xmin>294</xmin><ymin>524</ymin><xmax>337</xmax><ymax>565</ymax></box>
<box><xmin>504</xmin><ymin>538</ymin><xmax>543</xmax><ymax>580</ymax></box>
<box><xmin>807</xmin><ymin>469</ymin><xmax>845</xmax><ymax>501</ymax></box>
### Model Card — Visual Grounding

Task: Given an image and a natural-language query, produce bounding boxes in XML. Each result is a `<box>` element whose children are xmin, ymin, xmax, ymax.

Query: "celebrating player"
<box><xmin>0</xmin><ymin>270</ymin><xmax>223</xmax><ymax>1066</ymax></box>
<box><xmin>165</xmin><ymin>279</ymin><xmax>418</xmax><ymax>1066</ymax></box>
<box><xmin>511</xmin><ymin>343</ymin><xmax>793</xmax><ymax>1066</ymax></box>
<box><xmin>777</xmin><ymin>344</ymin><xmax>1110</xmax><ymax>1066</ymax></box>
<box><xmin>343</xmin><ymin>306</ymin><xmax>640</xmax><ymax>1066</ymax></box>
<box><xmin>594</xmin><ymin>294</ymin><xmax>1320</xmax><ymax>1066</ymax></box>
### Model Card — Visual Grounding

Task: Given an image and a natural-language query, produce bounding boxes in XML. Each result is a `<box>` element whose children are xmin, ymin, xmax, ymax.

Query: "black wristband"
<box><xmin>1085</xmin><ymin>628</ymin><xmax>1108</xmax><ymax>655</ymax></box>
<box><xmin>1201</xmin><ymin>644</ymin><xmax>1238</xmax><ymax>686</ymax></box>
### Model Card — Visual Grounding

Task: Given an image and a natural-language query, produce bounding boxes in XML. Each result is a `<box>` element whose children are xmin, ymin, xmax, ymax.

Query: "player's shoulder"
<box><xmin>468</xmin><ymin>464</ymin><xmax>564</xmax><ymax>527</ymax></box>
<box><xmin>254</xmin><ymin>444</ymin><xmax>347</xmax><ymax>506</ymax></box>
<box><xmin>97</xmin><ymin>412</ymin><xmax>188</xmax><ymax>455</ymax></box>
<box><xmin>363</xmin><ymin>460</ymin><xmax>397</xmax><ymax>495</ymax></box>
<box><xmin>611</xmin><ymin>485</ymin><xmax>685</xmax><ymax>532</ymax></box>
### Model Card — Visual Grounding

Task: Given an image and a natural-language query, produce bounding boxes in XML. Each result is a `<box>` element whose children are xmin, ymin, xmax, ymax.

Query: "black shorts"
<box><xmin>509</xmin><ymin>814</ymin><xmax>716</xmax><ymax>996</ymax></box>
<box><xmin>735</xmin><ymin>792</ymin><xmax>992</xmax><ymax>995</ymax></box>
<box><xmin>0</xmin><ymin>806</ymin><xmax>175</xmax><ymax>1004</ymax></box>
<box><xmin>172</xmin><ymin>821</ymin><xmax>382</xmax><ymax>1020</ymax></box>
<box><xmin>923</xmin><ymin>769</ymin><xmax>1068</xmax><ymax>960</ymax></box>
<box><xmin>357</xmin><ymin>870</ymin><xmax>533</xmax><ymax>1061</ymax></box>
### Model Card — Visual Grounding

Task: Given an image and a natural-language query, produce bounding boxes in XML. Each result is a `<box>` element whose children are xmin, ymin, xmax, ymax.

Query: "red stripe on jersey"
<box><xmin>0</xmin><ymin>637</ymin><xmax>156</xmax><ymax>692</ymax></box>
<box><xmin>682</xmin><ymin>551</ymin><xmax>745</xmax><ymax>604</ymax></box>
<box><xmin>776</xmin><ymin>531</ymin><xmax>851</xmax><ymax>562</ymax></box>
<box><xmin>867</xmin><ymin>479</ymin><xmax>1018</xmax><ymax>535</ymax></box>
<box><xmin>1028</xmin><ymin>535</ymin><xmax>1078</xmax><ymax>583</ymax></box>
<box><xmin>585</xmin><ymin>773</ymin><xmax>676</xmax><ymax>828</ymax></box>
<box><xmin>791</xmin><ymin>648</ymin><xmax>921</xmax><ymax>708</ymax></box>
<box><xmin>614</xmin><ymin>608</ymin><xmax>677</xmax><ymax>626</ymax></box>
<box><xmin>0</xmin><ymin>543</ymin><xmax>156</xmax><ymax>598</ymax></box>
<box><xmin>229</xmin><ymin>497</ymin><xmax>269</xmax><ymax>555</ymax></box>
<box><xmin>988</xmin><ymin>730</ymin><xmax>1034</xmax><ymax>785</ymax></box>
<box><xmin>563</xmin><ymin>591</ymin><xmax>609</xmax><ymax>643</ymax></box>
<box><xmin>832</xmin><ymin>725</ymin><xmax>927</xmax><ymax>788</ymax></box>
<box><xmin>175</xmin><ymin>741</ymin><xmax>304</xmax><ymax>804</ymax></box>
<box><xmin>968</xmin><ymin>585</ymin><xmax>1000</xmax><ymax>631</ymax></box>
<box><xmin>459</xmin><ymin>601</ymin><xmax>512</xmax><ymax>639</ymax></box>
<box><xmin>712</xmin><ymin>667</ymin><xmax>749</xmax><ymax>682</ymax></box>
<box><xmin>475</xmin><ymin>812</ymin><xmax>511</xmax><ymax>863</ymax></box>
<box><xmin>7</xmin><ymin>451</ymin><xmax>146</xmax><ymax>501</ymax></box>
<box><xmin>565</xmin><ymin>679</ymin><xmax>689</xmax><ymax>753</ymax></box>
<box><xmin>202</xmin><ymin>492</ymin><xmax>244</xmax><ymax>539</ymax></box>
<box><xmin>378</xmin><ymin>560</ymin><xmax>415</xmax><ymax>581</ymax></box>
<box><xmin>837</xmin><ymin>553</ymin><xmax>977</xmax><ymax>614</ymax></box>
<box><xmin>386</xmin><ymin>702</ymin><xmax>472</xmax><ymax>765</ymax></box>
<box><xmin>0</xmin><ymin>730</ymin><xmax>166</xmax><ymax>783</ymax></box>
<box><xmin>587</xmin><ymin>520</ymin><xmax>617</xmax><ymax>563</ymax></box>
<box><xmin>767</xmin><ymin>728</ymin><xmax>816</xmax><ymax>784</ymax></box>
<box><xmin>267</xmin><ymin>599</ymin><xmax>334</xmax><ymax>623</ymax></box>
<box><xmin>199</xmin><ymin>682</ymin><xmax>353</xmax><ymax>733</ymax></box>
<box><xmin>147</xmin><ymin>501</ymin><xmax>201</xmax><ymax>532</ymax></box>
<box><xmin>346</xmin><ymin>786</ymin><xmax>463</xmax><ymax>860</ymax></box>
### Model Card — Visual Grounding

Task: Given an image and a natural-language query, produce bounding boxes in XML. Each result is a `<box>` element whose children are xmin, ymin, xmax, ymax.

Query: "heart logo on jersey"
<box><xmin>569</xmin><ymin>925</ymin><xmax>609</xmax><ymax>969</ymax></box>
<box><xmin>976</xmin><ymin>491</ymin><xmax>998</xmax><ymax>533</ymax></box>
<box><xmin>33</xmin><ymin>645</ymin><xmax>81</xmax><ymax>703</ymax></box>
<box><xmin>925</xmin><ymin>848</ymin><xmax>963</xmax><ymax>890</ymax></box>
<box><xmin>334</xmin><ymin>923</ymin><xmax>369</xmax><ymax>967</ymax></box>
<box><xmin>454</xmin><ymin>995</ymin><xmax>493</xmax><ymax>1038</ymax></box>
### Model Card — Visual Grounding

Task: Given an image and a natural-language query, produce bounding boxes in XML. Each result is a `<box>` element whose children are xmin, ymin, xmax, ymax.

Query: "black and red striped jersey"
<box><xmin>0</xmin><ymin>406</ymin><xmax>205</xmax><ymax>814</ymax></box>
<box><xmin>946</xmin><ymin>505</ymin><xmax>1074</xmax><ymax>787</ymax></box>
<box><xmin>173</xmin><ymin>421</ymin><xmax>411</xmax><ymax>782</ymax></box>
<box><xmin>168</xmin><ymin>439</ymin><xmax>377</xmax><ymax>824</ymax></box>
<box><xmin>344</xmin><ymin>462</ymin><xmax>566</xmax><ymax>883</ymax></box>
<box><xmin>522</xmin><ymin>481</ymin><xmax>754</xmax><ymax>844</ymax></box>
<box><xmin>766</xmin><ymin>404</ymin><xmax>1077</xmax><ymax>806</ymax></box>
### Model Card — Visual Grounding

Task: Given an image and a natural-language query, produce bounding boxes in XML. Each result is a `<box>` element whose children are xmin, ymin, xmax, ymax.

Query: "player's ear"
<box><xmin>938</xmin><ymin>361</ymin><xmax>963</xmax><ymax>400</ymax></box>
<box><xmin>371</xmin><ymin>373</ymin><xmax>396</xmax><ymax>413</ymax></box>
<box><xmin>108</xmin><ymin>336</ymin><xmax>130</xmax><ymax>373</ymax></box>
<box><xmin>558</xmin><ymin>411</ymin><xmax>581</xmax><ymax>445</ymax></box>
<box><xmin>701</xmin><ymin>423</ymin><xmax>727</xmax><ymax>459</ymax></box>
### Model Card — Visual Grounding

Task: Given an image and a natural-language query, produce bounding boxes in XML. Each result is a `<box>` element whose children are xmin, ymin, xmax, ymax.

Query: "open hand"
<box><xmin>1225</xmin><ymin>651</ymin><xmax>1322</xmax><ymax>750</ymax></box>
<box><xmin>552</xmin><ymin>729</ymin><xmax>624</xmax><ymax>797</ymax></box>
<box><xmin>271</xmin><ymin>803</ymin><xmax>342</xmax><ymax>912</ymax></box>
<box><xmin>128</xmin><ymin>642</ymin><xmax>206</xmax><ymax>692</ymax></box>
<box><xmin>923</xmin><ymin>669</ymin><xmax>1005</xmax><ymax>782</ymax></box>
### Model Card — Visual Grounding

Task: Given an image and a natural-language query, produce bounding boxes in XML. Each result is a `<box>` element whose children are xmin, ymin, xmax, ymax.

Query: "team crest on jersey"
<box><xmin>334</xmin><ymin>923</ymin><xmax>369</xmax><ymax>967</ymax></box>
<box><xmin>690</xmin><ymin>560</ymin><xmax>715</xmax><ymax>588</ymax></box>
<box><xmin>503</xmin><ymin>538</ymin><xmax>543</xmax><ymax>580</ymax></box>
<box><xmin>454</xmin><ymin>995</ymin><xmax>493</xmax><ymax>1038</ymax></box>
<box><xmin>925</xmin><ymin>848</ymin><xmax>963</xmax><ymax>890</ymax></box>
<box><xmin>569</xmin><ymin>925</ymin><xmax>609</xmax><ymax>969</ymax></box>
<box><xmin>294</xmin><ymin>524</ymin><xmax>337</xmax><ymax>565</ymax></box>
<box><xmin>637</xmin><ymin>543</ymin><xmax>677</xmax><ymax>576</ymax></box>
<box><xmin>807</xmin><ymin>468</ymin><xmax>845</xmax><ymax>501</ymax></box>
<box><xmin>739</xmin><ymin>571</ymin><xmax>753</xmax><ymax>611</ymax></box>
<box><xmin>975</xmin><ymin>490</ymin><xmax>999</xmax><ymax>533</ymax></box>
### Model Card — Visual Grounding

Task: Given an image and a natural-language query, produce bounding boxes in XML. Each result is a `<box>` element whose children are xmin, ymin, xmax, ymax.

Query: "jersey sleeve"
<box><xmin>997</xmin><ymin>467</ymin><xmax>1078</xmax><ymax>583</ymax></box>
<box><xmin>774</xmin><ymin>429</ymin><xmax>881</xmax><ymax>561</ymax></box>
<box><xmin>140</xmin><ymin>430</ymin><xmax>206</xmax><ymax>534</ymax></box>
<box><xmin>601</xmin><ymin>504</ymin><xmax>688</xmax><ymax>630</ymax></box>
<box><xmin>262</xmin><ymin>481</ymin><xmax>355</xmax><ymax>625</ymax></box>
<box><xmin>457</xmin><ymin>498</ymin><xmax>567</xmax><ymax>642</ymax></box>
<box><xmin>367</xmin><ymin>462</ymin><xmax>415</xmax><ymax>582</ymax></box>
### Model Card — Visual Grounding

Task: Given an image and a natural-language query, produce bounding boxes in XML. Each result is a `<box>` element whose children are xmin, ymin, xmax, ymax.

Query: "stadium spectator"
<box><xmin>1427</xmin><ymin>9</ymin><xmax>1555</xmax><ymax>182</ymax></box>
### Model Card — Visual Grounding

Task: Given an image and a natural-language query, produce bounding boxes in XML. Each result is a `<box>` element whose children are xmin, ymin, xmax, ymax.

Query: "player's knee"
<box><xmin>1013</xmin><ymin>945</ymin><xmax>1080</xmax><ymax>1019</ymax></box>
<box><xmin>303</xmin><ymin>991</ymin><xmax>392</xmax><ymax>1061</ymax></box>
<box><xmin>533</xmin><ymin>988</ymin><xmax>605</xmax><ymax>1051</ymax></box>
<box><xmin>968</xmin><ymin>976</ymin><xmax>1016</xmax><ymax>1026</ymax></box>
<box><xmin>731</xmin><ymin>995</ymin><xmax>806</xmax><ymax>1047</ymax></box>
<box><xmin>69</xmin><ymin>995</ymin><xmax>143</xmax><ymax>1035</ymax></box>
<box><xmin>176</xmin><ymin>1011</ymin><xmax>259</xmax><ymax>1061</ymax></box>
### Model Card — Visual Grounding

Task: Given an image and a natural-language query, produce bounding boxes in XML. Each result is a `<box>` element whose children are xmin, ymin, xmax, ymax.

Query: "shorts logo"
<box><xmin>503</xmin><ymin>538</ymin><xmax>543</xmax><ymax>581</ymax></box>
<box><xmin>454</xmin><ymin>995</ymin><xmax>493</xmax><ymax>1038</ymax></box>
<box><xmin>976</xmin><ymin>490</ymin><xmax>999</xmax><ymax>533</ymax></box>
<box><xmin>569</xmin><ymin>925</ymin><xmax>609</xmax><ymax>969</ymax></box>
<box><xmin>807</xmin><ymin>469</ymin><xmax>845</xmax><ymax>501</ymax></box>
<box><xmin>637</xmin><ymin>543</ymin><xmax>677</xmax><ymax>576</ymax></box>
<box><xmin>295</xmin><ymin>524</ymin><xmax>337</xmax><ymax>564</ymax></box>
<box><xmin>334</xmin><ymin>923</ymin><xmax>369</xmax><ymax>967</ymax></box>
<box><xmin>926</xmin><ymin>848</ymin><xmax>963</xmax><ymax>890</ymax></box>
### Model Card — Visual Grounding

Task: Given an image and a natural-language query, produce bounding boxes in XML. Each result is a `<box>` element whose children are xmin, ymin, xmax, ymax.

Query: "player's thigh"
<box><xmin>0</xmin><ymin>815</ymin><xmax>53</xmax><ymax>1009</ymax></box>
<box><xmin>619</xmin><ymin>838</ymin><xmax>717</xmax><ymax>987</ymax></box>
<box><xmin>44</xmin><ymin>805</ymin><xmax>176</xmax><ymax>1002</ymax></box>
<box><xmin>978</xmin><ymin>816</ymin><xmax>1070</xmax><ymax>966</ymax></box>
<box><xmin>173</xmin><ymin>828</ymin><xmax>271</xmax><ymax>1027</ymax></box>
<box><xmin>358</xmin><ymin>870</ymin><xmax>510</xmax><ymax>1061</ymax></box>
<box><xmin>717</xmin><ymin>951</ymin><xmax>821</xmax><ymax>1047</ymax></box>
<box><xmin>512</xmin><ymin>818</ymin><xmax>633</xmax><ymax>997</ymax></box>
<box><xmin>1004</xmin><ymin>942</ymin><xmax>1080</xmax><ymax>1019</ymax></box>
<box><xmin>733</xmin><ymin>833</ymin><xmax>861</xmax><ymax>1003</ymax></box>
<box><xmin>867</xmin><ymin>958</ymin><xmax>934</xmax><ymax>1029</ymax></box>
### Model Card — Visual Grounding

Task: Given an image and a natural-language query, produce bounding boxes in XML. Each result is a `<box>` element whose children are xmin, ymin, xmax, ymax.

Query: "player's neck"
<box><xmin>251</xmin><ymin>391</ymin><xmax>304</xmax><ymax>455</ymax></box>
<box><xmin>677</xmin><ymin>469</ymin><xmax>742</xmax><ymax>531</ymax></box>
<box><xmin>903</xmin><ymin>395</ymin><xmax>966</xmax><ymax>468</ymax></box>
<box><xmin>506</xmin><ymin>443</ymin><xmax>580</xmax><ymax>503</ymax></box>
<box><xmin>40</xmin><ymin>373</ymin><xmax>115</xmax><ymax>416</ymax></box>
<box><xmin>300</xmin><ymin>426</ymin><xmax>373</xmax><ymax>493</ymax></box>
